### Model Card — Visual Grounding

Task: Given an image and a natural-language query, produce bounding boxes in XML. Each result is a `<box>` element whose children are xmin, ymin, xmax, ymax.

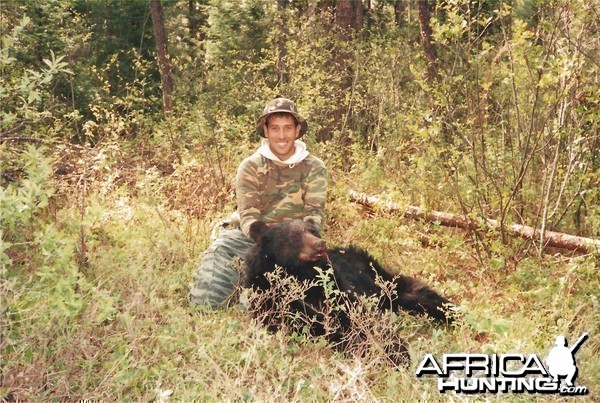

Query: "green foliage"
<box><xmin>2</xmin><ymin>0</ymin><xmax>599</xmax><ymax>400</ymax></box>
<box><xmin>204</xmin><ymin>0</ymin><xmax>268</xmax><ymax>66</ymax></box>
<box><xmin>82</xmin><ymin>48</ymin><xmax>161</xmax><ymax>141</ymax></box>
<box><xmin>1</xmin><ymin>148</ymin><xmax>116</xmax><ymax>399</ymax></box>
<box><xmin>1</xmin><ymin>16</ymin><xmax>73</xmax><ymax>137</ymax></box>
<box><xmin>0</xmin><ymin>146</ymin><xmax>54</xmax><ymax>236</ymax></box>
<box><xmin>1</xmin><ymin>0</ymin><xmax>165</xmax><ymax>142</ymax></box>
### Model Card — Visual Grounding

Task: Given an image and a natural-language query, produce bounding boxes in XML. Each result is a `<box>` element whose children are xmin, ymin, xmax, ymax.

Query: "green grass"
<box><xmin>1</xmin><ymin>156</ymin><xmax>598</xmax><ymax>402</ymax></box>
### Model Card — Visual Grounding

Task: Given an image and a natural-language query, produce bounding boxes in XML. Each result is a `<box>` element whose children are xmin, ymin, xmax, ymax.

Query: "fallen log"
<box><xmin>348</xmin><ymin>190</ymin><xmax>600</xmax><ymax>254</ymax></box>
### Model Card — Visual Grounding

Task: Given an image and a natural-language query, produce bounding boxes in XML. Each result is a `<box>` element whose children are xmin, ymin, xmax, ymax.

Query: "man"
<box><xmin>189</xmin><ymin>97</ymin><xmax>328</xmax><ymax>308</ymax></box>
<box><xmin>547</xmin><ymin>335</ymin><xmax>579</xmax><ymax>387</ymax></box>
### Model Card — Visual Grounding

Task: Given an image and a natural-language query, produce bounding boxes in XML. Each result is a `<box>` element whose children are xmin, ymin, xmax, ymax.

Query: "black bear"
<box><xmin>241</xmin><ymin>219</ymin><xmax>455</xmax><ymax>365</ymax></box>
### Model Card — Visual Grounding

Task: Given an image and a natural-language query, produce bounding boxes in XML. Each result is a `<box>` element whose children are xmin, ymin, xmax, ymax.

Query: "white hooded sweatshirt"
<box><xmin>258</xmin><ymin>139</ymin><xmax>310</xmax><ymax>167</ymax></box>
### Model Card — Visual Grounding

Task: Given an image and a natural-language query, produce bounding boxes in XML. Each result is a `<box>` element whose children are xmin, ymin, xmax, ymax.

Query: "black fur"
<box><xmin>241</xmin><ymin>220</ymin><xmax>455</xmax><ymax>365</ymax></box>
<box><xmin>248</xmin><ymin>220</ymin><xmax>269</xmax><ymax>243</ymax></box>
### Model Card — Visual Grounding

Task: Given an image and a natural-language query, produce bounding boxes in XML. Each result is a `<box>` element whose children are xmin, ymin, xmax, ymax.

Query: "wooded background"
<box><xmin>2</xmin><ymin>0</ymin><xmax>598</xmax><ymax>242</ymax></box>
<box><xmin>1</xmin><ymin>0</ymin><xmax>598</xmax><ymax>400</ymax></box>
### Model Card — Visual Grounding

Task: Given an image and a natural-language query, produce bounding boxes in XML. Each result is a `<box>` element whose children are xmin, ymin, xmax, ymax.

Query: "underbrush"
<box><xmin>1</xmin><ymin>145</ymin><xmax>598</xmax><ymax>401</ymax></box>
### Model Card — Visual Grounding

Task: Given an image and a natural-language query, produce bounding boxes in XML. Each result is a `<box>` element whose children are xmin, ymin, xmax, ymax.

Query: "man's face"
<box><xmin>263</xmin><ymin>114</ymin><xmax>301</xmax><ymax>161</ymax></box>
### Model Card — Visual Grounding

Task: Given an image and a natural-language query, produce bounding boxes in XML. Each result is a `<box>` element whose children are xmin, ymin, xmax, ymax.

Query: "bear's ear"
<box><xmin>303</xmin><ymin>217</ymin><xmax>316</xmax><ymax>225</ymax></box>
<box><xmin>249</xmin><ymin>220</ymin><xmax>268</xmax><ymax>243</ymax></box>
<box><xmin>303</xmin><ymin>217</ymin><xmax>321</xmax><ymax>236</ymax></box>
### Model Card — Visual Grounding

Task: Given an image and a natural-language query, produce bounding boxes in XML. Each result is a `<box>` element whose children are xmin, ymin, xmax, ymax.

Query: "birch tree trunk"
<box><xmin>349</xmin><ymin>190</ymin><xmax>600</xmax><ymax>254</ymax></box>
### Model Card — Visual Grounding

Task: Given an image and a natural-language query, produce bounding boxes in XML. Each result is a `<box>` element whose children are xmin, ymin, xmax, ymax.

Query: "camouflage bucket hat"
<box><xmin>256</xmin><ymin>98</ymin><xmax>308</xmax><ymax>138</ymax></box>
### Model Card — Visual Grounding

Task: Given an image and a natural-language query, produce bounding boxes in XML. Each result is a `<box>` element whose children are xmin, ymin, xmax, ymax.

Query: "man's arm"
<box><xmin>302</xmin><ymin>159</ymin><xmax>328</xmax><ymax>232</ymax></box>
<box><xmin>236</xmin><ymin>157</ymin><xmax>262</xmax><ymax>238</ymax></box>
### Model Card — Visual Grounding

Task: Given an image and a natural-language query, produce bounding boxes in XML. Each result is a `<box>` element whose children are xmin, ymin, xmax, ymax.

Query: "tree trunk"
<box><xmin>394</xmin><ymin>0</ymin><xmax>406</xmax><ymax>26</ymax></box>
<box><xmin>416</xmin><ymin>0</ymin><xmax>439</xmax><ymax>82</ymax></box>
<box><xmin>188</xmin><ymin>0</ymin><xmax>199</xmax><ymax>39</ymax></box>
<box><xmin>277</xmin><ymin>0</ymin><xmax>288</xmax><ymax>85</ymax></box>
<box><xmin>348</xmin><ymin>190</ymin><xmax>600</xmax><ymax>254</ymax></box>
<box><xmin>149</xmin><ymin>0</ymin><xmax>173</xmax><ymax>113</ymax></box>
<box><xmin>335</xmin><ymin>0</ymin><xmax>363</xmax><ymax>32</ymax></box>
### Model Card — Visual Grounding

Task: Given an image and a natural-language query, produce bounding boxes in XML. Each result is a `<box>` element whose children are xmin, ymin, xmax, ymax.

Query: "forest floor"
<box><xmin>2</xmin><ymin>145</ymin><xmax>598</xmax><ymax>401</ymax></box>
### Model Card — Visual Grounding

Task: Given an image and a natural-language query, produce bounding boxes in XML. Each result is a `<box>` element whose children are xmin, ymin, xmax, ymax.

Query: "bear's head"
<box><xmin>250</xmin><ymin>219</ymin><xmax>328</xmax><ymax>270</ymax></box>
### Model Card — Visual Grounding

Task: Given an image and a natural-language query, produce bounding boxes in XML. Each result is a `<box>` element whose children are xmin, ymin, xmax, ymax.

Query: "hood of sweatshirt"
<box><xmin>258</xmin><ymin>139</ymin><xmax>310</xmax><ymax>167</ymax></box>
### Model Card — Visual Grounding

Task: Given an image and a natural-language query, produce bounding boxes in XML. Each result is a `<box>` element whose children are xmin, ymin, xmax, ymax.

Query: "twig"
<box><xmin>1</xmin><ymin>136</ymin><xmax>86</xmax><ymax>150</ymax></box>
<box><xmin>0</xmin><ymin>118</ymin><xmax>49</xmax><ymax>138</ymax></box>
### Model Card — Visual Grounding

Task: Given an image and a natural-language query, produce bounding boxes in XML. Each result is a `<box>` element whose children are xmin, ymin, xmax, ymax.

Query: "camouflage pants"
<box><xmin>189</xmin><ymin>228</ymin><xmax>254</xmax><ymax>308</ymax></box>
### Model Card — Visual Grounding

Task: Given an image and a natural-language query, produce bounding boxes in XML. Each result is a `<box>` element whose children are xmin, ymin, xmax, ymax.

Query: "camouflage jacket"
<box><xmin>236</xmin><ymin>151</ymin><xmax>327</xmax><ymax>237</ymax></box>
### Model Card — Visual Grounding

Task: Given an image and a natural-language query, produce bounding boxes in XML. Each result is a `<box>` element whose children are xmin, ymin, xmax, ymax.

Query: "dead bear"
<box><xmin>241</xmin><ymin>219</ymin><xmax>455</xmax><ymax>365</ymax></box>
